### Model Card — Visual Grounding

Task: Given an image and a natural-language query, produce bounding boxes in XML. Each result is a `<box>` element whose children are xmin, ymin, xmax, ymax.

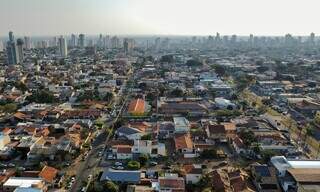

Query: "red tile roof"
<box><xmin>116</xmin><ymin>145</ymin><xmax>132</xmax><ymax>153</ymax></box>
<box><xmin>207</xmin><ymin>124</ymin><xmax>226</xmax><ymax>135</ymax></box>
<box><xmin>234</xmin><ymin>136</ymin><xmax>245</xmax><ymax>148</ymax></box>
<box><xmin>159</xmin><ymin>178</ymin><xmax>185</xmax><ymax>191</ymax></box>
<box><xmin>183</xmin><ymin>164</ymin><xmax>202</xmax><ymax>175</ymax></box>
<box><xmin>128</xmin><ymin>99</ymin><xmax>145</xmax><ymax>114</ymax></box>
<box><xmin>174</xmin><ymin>133</ymin><xmax>193</xmax><ymax>150</ymax></box>
<box><xmin>39</xmin><ymin>166</ymin><xmax>59</xmax><ymax>183</ymax></box>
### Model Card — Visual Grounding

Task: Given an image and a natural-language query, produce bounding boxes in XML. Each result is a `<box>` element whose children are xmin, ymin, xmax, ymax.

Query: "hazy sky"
<box><xmin>1</xmin><ymin>0</ymin><xmax>319</xmax><ymax>37</ymax></box>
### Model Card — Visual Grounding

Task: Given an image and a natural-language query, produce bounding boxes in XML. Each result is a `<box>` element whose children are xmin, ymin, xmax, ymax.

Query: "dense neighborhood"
<box><xmin>1</xmin><ymin>32</ymin><xmax>320</xmax><ymax>192</ymax></box>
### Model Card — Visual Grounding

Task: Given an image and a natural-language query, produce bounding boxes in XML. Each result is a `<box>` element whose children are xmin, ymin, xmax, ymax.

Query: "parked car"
<box><xmin>150</xmin><ymin>161</ymin><xmax>158</xmax><ymax>166</ymax></box>
<box><xmin>112</xmin><ymin>166</ymin><xmax>124</xmax><ymax>170</ymax></box>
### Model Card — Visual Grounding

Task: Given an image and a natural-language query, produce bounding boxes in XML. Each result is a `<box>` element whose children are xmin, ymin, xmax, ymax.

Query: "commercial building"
<box><xmin>58</xmin><ymin>36</ymin><xmax>68</xmax><ymax>57</ymax></box>
<box><xmin>6</xmin><ymin>31</ymin><xmax>18</xmax><ymax>65</ymax></box>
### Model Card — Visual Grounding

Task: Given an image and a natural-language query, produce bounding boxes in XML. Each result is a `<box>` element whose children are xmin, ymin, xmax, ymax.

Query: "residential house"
<box><xmin>158</xmin><ymin>99</ymin><xmax>207</xmax><ymax>116</ymax></box>
<box><xmin>211</xmin><ymin>170</ymin><xmax>229</xmax><ymax>192</ymax></box>
<box><xmin>173</xmin><ymin>117</ymin><xmax>190</xmax><ymax>133</ymax></box>
<box><xmin>174</xmin><ymin>133</ymin><xmax>194</xmax><ymax>154</ymax></box>
<box><xmin>284</xmin><ymin>168</ymin><xmax>320</xmax><ymax>192</ymax></box>
<box><xmin>228</xmin><ymin>170</ymin><xmax>247</xmax><ymax>192</ymax></box>
<box><xmin>0</xmin><ymin>133</ymin><xmax>11</xmax><ymax>150</ymax></box>
<box><xmin>154</xmin><ymin>173</ymin><xmax>185</xmax><ymax>192</ymax></box>
<box><xmin>132</xmin><ymin>140</ymin><xmax>166</xmax><ymax>158</ymax></box>
<box><xmin>2</xmin><ymin>177</ymin><xmax>46</xmax><ymax>192</ymax></box>
<box><xmin>38</xmin><ymin>166</ymin><xmax>60</xmax><ymax>188</ymax></box>
<box><xmin>115</xmin><ymin>126</ymin><xmax>144</xmax><ymax>140</ymax></box>
<box><xmin>270</xmin><ymin>156</ymin><xmax>320</xmax><ymax>191</ymax></box>
<box><xmin>100</xmin><ymin>169</ymin><xmax>141</xmax><ymax>184</ymax></box>
<box><xmin>232</xmin><ymin>136</ymin><xmax>246</xmax><ymax>155</ymax></box>
<box><xmin>157</xmin><ymin>121</ymin><xmax>175</xmax><ymax>139</ymax></box>
<box><xmin>251</xmin><ymin>165</ymin><xmax>281</xmax><ymax>192</ymax></box>
<box><xmin>128</xmin><ymin>99</ymin><xmax>150</xmax><ymax>116</ymax></box>
<box><xmin>206</xmin><ymin>123</ymin><xmax>225</xmax><ymax>142</ymax></box>
<box><xmin>292</xmin><ymin>100</ymin><xmax>320</xmax><ymax>119</ymax></box>
<box><xmin>182</xmin><ymin>164</ymin><xmax>202</xmax><ymax>184</ymax></box>
<box><xmin>215</xmin><ymin>98</ymin><xmax>236</xmax><ymax>110</ymax></box>
<box><xmin>112</xmin><ymin>145</ymin><xmax>133</xmax><ymax>160</ymax></box>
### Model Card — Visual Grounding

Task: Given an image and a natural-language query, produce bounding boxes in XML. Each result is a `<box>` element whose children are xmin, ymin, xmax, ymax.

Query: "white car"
<box><xmin>114</xmin><ymin>162</ymin><xmax>122</xmax><ymax>166</ymax></box>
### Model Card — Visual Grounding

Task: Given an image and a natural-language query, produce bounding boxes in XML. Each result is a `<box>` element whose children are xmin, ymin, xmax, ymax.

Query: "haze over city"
<box><xmin>2</xmin><ymin>1</ymin><xmax>320</xmax><ymax>192</ymax></box>
<box><xmin>2</xmin><ymin>0</ymin><xmax>320</xmax><ymax>36</ymax></box>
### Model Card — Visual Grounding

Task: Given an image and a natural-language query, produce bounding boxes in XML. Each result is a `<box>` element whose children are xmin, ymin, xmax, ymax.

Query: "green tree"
<box><xmin>239</xmin><ymin>129</ymin><xmax>257</xmax><ymax>147</ymax></box>
<box><xmin>252</xmin><ymin>143</ymin><xmax>261</xmax><ymax>154</ymax></box>
<box><xmin>26</xmin><ymin>90</ymin><xmax>57</xmax><ymax>103</ymax></box>
<box><xmin>1</xmin><ymin>103</ymin><xmax>17</xmax><ymax>113</ymax></box>
<box><xmin>14</xmin><ymin>81</ymin><xmax>28</xmax><ymax>92</ymax></box>
<box><xmin>160</xmin><ymin>55</ymin><xmax>174</xmax><ymax>63</ymax></box>
<box><xmin>127</xmin><ymin>160</ymin><xmax>140</xmax><ymax>170</ymax></box>
<box><xmin>196</xmin><ymin>174</ymin><xmax>211</xmax><ymax>189</ymax></box>
<box><xmin>200</xmin><ymin>149</ymin><xmax>217</xmax><ymax>159</ymax></box>
<box><xmin>186</xmin><ymin>59</ymin><xmax>202</xmax><ymax>67</ymax></box>
<box><xmin>213</xmin><ymin>64</ymin><xmax>226</xmax><ymax>77</ymax></box>
<box><xmin>261</xmin><ymin>149</ymin><xmax>279</xmax><ymax>163</ymax></box>
<box><xmin>170</xmin><ymin>88</ymin><xmax>184</xmax><ymax>97</ymax></box>
<box><xmin>235</xmin><ymin>74</ymin><xmax>256</xmax><ymax>92</ymax></box>
<box><xmin>141</xmin><ymin>134</ymin><xmax>152</xmax><ymax>140</ymax></box>
<box><xmin>138</xmin><ymin>154</ymin><xmax>149</xmax><ymax>166</ymax></box>
<box><xmin>104</xmin><ymin>181</ymin><xmax>119</xmax><ymax>192</ymax></box>
<box><xmin>103</xmin><ymin>92</ymin><xmax>114</xmax><ymax>102</ymax></box>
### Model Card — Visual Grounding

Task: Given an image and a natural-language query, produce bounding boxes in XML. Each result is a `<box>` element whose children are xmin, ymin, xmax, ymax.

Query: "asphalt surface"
<box><xmin>70</xmin><ymin>76</ymin><xmax>131</xmax><ymax>192</ymax></box>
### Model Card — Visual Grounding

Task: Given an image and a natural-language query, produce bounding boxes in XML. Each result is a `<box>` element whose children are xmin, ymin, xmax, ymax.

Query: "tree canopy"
<box><xmin>127</xmin><ymin>160</ymin><xmax>140</xmax><ymax>170</ymax></box>
<box><xmin>239</xmin><ymin>129</ymin><xmax>257</xmax><ymax>146</ymax></box>
<box><xmin>186</xmin><ymin>59</ymin><xmax>202</xmax><ymax>67</ymax></box>
<box><xmin>212</xmin><ymin>64</ymin><xmax>226</xmax><ymax>77</ymax></box>
<box><xmin>26</xmin><ymin>90</ymin><xmax>57</xmax><ymax>103</ymax></box>
<box><xmin>160</xmin><ymin>55</ymin><xmax>174</xmax><ymax>63</ymax></box>
<box><xmin>104</xmin><ymin>181</ymin><xmax>119</xmax><ymax>192</ymax></box>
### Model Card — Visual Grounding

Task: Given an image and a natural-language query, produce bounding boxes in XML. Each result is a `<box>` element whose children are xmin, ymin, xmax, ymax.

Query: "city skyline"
<box><xmin>2</xmin><ymin>0</ymin><xmax>320</xmax><ymax>37</ymax></box>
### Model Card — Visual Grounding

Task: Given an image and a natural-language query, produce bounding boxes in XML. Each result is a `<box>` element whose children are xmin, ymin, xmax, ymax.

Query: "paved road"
<box><xmin>70</xmin><ymin>76</ymin><xmax>132</xmax><ymax>192</ymax></box>
<box><xmin>70</xmin><ymin>130</ymin><xmax>107</xmax><ymax>192</ymax></box>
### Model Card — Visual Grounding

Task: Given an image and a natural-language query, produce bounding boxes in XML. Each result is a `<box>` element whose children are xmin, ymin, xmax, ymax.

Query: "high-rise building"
<box><xmin>161</xmin><ymin>38</ymin><xmax>170</xmax><ymax>50</ymax></box>
<box><xmin>24</xmin><ymin>36</ymin><xmax>31</xmax><ymax>50</ymax></box>
<box><xmin>249</xmin><ymin>34</ymin><xmax>254</xmax><ymax>46</ymax></box>
<box><xmin>191</xmin><ymin>36</ymin><xmax>197</xmax><ymax>45</ymax></box>
<box><xmin>0</xmin><ymin>41</ymin><xmax>3</xmax><ymax>51</ymax></box>
<box><xmin>51</xmin><ymin>36</ymin><xmax>58</xmax><ymax>47</ymax></box>
<box><xmin>6</xmin><ymin>31</ymin><xmax>18</xmax><ymax>65</ymax></box>
<box><xmin>207</xmin><ymin>35</ymin><xmax>214</xmax><ymax>47</ymax></box>
<box><xmin>215</xmin><ymin>32</ymin><xmax>221</xmax><ymax>44</ymax></box>
<box><xmin>155</xmin><ymin>37</ymin><xmax>161</xmax><ymax>50</ymax></box>
<box><xmin>97</xmin><ymin>34</ymin><xmax>103</xmax><ymax>48</ymax></box>
<box><xmin>111</xmin><ymin>36</ymin><xmax>120</xmax><ymax>49</ymax></box>
<box><xmin>230</xmin><ymin>35</ymin><xmax>237</xmax><ymax>45</ymax></box>
<box><xmin>87</xmin><ymin>39</ymin><xmax>94</xmax><ymax>47</ymax></box>
<box><xmin>103</xmin><ymin>35</ymin><xmax>110</xmax><ymax>49</ymax></box>
<box><xmin>58</xmin><ymin>36</ymin><xmax>68</xmax><ymax>57</ymax></box>
<box><xmin>70</xmin><ymin>34</ymin><xmax>77</xmax><ymax>47</ymax></box>
<box><xmin>16</xmin><ymin>38</ymin><xmax>24</xmax><ymax>63</ymax></box>
<box><xmin>78</xmin><ymin>34</ymin><xmax>85</xmax><ymax>48</ymax></box>
<box><xmin>310</xmin><ymin>32</ymin><xmax>315</xmax><ymax>46</ymax></box>
<box><xmin>123</xmin><ymin>38</ymin><xmax>135</xmax><ymax>53</ymax></box>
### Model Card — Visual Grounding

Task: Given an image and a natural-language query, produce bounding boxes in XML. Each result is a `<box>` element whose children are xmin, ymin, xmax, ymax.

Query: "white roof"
<box><xmin>271</xmin><ymin>156</ymin><xmax>320</xmax><ymax>170</ymax></box>
<box><xmin>3</xmin><ymin>177</ymin><xmax>43</xmax><ymax>188</ymax></box>
<box><xmin>288</xmin><ymin>160</ymin><xmax>320</xmax><ymax>169</ymax></box>
<box><xmin>173</xmin><ymin>117</ymin><xmax>189</xmax><ymax>127</ymax></box>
